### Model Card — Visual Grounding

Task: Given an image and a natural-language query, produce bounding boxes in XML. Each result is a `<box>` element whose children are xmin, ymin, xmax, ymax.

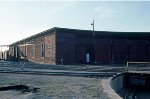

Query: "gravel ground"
<box><xmin>0</xmin><ymin>73</ymin><xmax>108</xmax><ymax>99</ymax></box>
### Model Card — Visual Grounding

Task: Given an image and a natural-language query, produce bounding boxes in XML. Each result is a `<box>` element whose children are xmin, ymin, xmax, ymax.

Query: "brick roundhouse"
<box><xmin>9</xmin><ymin>27</ymin><xmax>150</xmax><ymax>65</ymax></box>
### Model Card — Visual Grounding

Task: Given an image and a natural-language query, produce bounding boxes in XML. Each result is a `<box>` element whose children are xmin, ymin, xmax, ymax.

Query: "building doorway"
<box><xmin>75</xmin><ymin>44</ymin><xmax>94</xmax><ymax>64</ymax></box>
<box><xmin>0</xmin><ymin>45</ymin><xmax>9</xmax><ymax>60</ymax></box>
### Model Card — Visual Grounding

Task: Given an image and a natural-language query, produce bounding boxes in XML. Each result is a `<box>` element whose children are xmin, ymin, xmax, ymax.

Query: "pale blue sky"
<box><xmin>0</xmin><ymin>1</ymin><xmax>150</xmax><ymax>45</ymax></box>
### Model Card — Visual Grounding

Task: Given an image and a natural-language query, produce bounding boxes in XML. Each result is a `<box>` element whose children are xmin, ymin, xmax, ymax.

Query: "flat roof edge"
<box><xmin>9</xmin><ymin>27</ymin><xmax>150</xmax><ymax>47</ymax></box>
<box><xmin>9</xmin><ymin>27</ymin><xmax>56</xmax><ymax>47</ymax></box>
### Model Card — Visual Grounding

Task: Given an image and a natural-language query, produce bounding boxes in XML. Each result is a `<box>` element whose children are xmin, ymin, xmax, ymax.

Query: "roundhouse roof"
<box><xmin>9</xmin><ymin>27</ymin><xmax>150</xmax><ymax>47</ymax></box>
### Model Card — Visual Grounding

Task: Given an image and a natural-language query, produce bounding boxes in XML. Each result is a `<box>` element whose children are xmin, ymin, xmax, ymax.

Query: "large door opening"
<box><xmin>0</xmin><ymin>45</ymin><xmax>9</xmax><ymax>60</ymax></box>
<box><xmin>75</xmin><ymin>44</ymin><xmax>94</xmax><ymax>64</ymax></box>
<box><xmin>85</xmin><ymin>44</ymin><xmax>94</xmax><ymax>64</ymax></box>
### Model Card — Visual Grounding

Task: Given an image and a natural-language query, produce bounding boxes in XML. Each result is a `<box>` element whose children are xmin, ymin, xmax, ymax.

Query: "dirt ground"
<box><xmin>0</xmin><ymin>73</ymin><xmax>108</xmax><ymax>99</ymax></box>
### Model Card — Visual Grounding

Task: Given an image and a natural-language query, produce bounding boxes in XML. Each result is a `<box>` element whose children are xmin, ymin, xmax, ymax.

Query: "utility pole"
<box><xmin>91</xmin><ymin>19</ymin><xmax>95</xmax><ymax>64</ymax></box>
<box><xmin>91</xmin><ymin>19</ymin><xmax>95</xmax><ymax>36</ymax></box>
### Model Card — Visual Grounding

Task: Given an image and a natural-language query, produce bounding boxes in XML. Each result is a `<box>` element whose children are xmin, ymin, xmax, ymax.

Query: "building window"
<box><xmin>25</xmin><ymin>45</ymin><xmax>27</xmax><ymax>57</ymax></box>
<box><xmin>32</xmin><ymin>45</ymin><xmax>35</xmax><ymax>57</ymax></box>
<box><xmin>41</xmin><ymin>43</ymin><xmax>45</xmax><ymax>57</ymax></box>
<box><xmin>1</xmin><ymin>52</ymin><xmax>3</xmax><ymax>59</ymax></box>
<box><xmin>12</xmin><ymin>47</ymin><xmax>14</xmax><ymax>56</ymax></box>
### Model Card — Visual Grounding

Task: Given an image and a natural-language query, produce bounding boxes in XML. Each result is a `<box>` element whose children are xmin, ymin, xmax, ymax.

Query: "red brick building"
<box><xmin>9</xmin><ymin>27</ymin><xmax>150</xmax><ymax>65</ymax></box>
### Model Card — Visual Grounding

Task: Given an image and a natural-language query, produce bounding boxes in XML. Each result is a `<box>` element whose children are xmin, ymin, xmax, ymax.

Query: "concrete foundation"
<box><xmin>110</xmin><ymin>72</ymin><xmax>150</xmax><ymax>99</ymax></box>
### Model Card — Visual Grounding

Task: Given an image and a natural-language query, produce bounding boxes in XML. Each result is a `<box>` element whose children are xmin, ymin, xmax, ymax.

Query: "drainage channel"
<box><xmin>0</xmin><ymin>84</ymin><xmax>38</xmax><ymax>99</ymax></box>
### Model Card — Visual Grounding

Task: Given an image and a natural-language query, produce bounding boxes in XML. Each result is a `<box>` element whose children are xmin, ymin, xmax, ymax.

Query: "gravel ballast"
<box><xmin>0</xmin><ymin>73</ymin><xmax>108</xmax><ymax>99</ymax></box>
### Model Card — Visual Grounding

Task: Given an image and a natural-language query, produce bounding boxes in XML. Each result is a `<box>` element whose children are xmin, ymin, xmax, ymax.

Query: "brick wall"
<box><xmin>28</xmin><ymin>33</ymin><xmax>56</xmax><ymax>64</ymax></box>
<box><xmin>9</xmin><ymin>47</ymin><xmax>15</xmax><ymax>61</ymax></box>
<box><xmin>9</xmin><ymin>28</ymin><xmax>150</xmax><ymax>65</ymax></box>
<box><xmin>9</xmin><ymin>32</ymin><xmax>56</xmax><ymax>64</ymax></box>
<box><xmin>44</xmin><ymin>34</ymin><xmax>56</xmax><ymax>64</ymax></box>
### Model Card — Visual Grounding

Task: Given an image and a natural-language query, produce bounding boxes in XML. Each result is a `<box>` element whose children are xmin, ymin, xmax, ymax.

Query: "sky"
<box><xmin>0</xmin><ymin>0</ymin><xmax>150</xmax><ymax>47</ymax></box>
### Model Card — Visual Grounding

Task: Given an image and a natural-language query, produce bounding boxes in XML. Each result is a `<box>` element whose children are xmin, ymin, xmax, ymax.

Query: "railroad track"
<box><xmin>0</xmin><ymin>69</ymin><xmax>116</xmax><ymax>77</ymax></box>
<box><xmin>0</xmin><ymin>60</ymin><xmax>119</xmax><ymax>77</ymax></box>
